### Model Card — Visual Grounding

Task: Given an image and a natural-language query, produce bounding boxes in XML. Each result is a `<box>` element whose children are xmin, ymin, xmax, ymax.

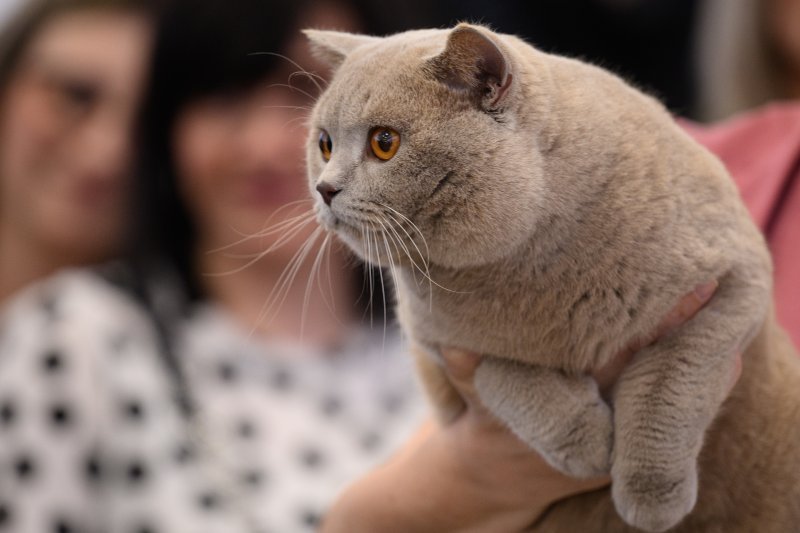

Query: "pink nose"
<box><xmin>316</xmin><ymin>182</ymin><xmax>341</xmax><ymax>206</ymax></box>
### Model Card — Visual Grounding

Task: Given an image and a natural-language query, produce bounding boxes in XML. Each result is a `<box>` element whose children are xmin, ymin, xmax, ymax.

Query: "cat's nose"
<box><xmin>316</xmin><ymin>181</ymin><xmax>341</xmax><ymax>206</ymax></box>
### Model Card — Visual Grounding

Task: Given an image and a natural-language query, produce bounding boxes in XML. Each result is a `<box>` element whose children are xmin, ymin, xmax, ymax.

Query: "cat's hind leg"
<box><xmin>474</xmin><ymin>357</ymin><xmax>613</xmax><ymax>478</ymax></box>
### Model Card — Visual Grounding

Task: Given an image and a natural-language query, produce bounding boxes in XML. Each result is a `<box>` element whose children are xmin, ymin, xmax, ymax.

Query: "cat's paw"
<box><xmin>534</xmin><ymin>400</ymin><xmax>613</xmax><ymax>478</ymax></box>
<box><xmin>611</xmin><ymin>464</ymin><xmax>698</xmax><ymax>533</ymax></box>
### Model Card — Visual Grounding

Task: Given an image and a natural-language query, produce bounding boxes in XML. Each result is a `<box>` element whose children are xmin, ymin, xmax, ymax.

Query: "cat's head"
<box><xmin>305</xmin><ymin>23</ymin><xmax>550</xmax><ymax>270</ymax></box>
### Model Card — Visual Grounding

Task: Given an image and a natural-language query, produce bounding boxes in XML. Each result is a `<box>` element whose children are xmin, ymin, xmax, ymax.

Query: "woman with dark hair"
<box><xmin>0</xmin><ymin>0</ymin><xmax>155</xmax><ymax>303</ymax></box>
<box><xmin>0</xmin><ymin>0</ymin><xmax>426</xmax><ymax>531</ymax></box>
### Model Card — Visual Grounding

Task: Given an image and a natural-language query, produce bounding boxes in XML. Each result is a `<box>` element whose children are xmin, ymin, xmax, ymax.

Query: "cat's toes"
<box><xmin>537</xmin><ymin>401</ymin><xmax>613</xmax><ymax>478</ymax></box>
<box><xmin>611</xmin><ymin>465</ymin><xmax>698</xmax><ymax>533</ymax></box>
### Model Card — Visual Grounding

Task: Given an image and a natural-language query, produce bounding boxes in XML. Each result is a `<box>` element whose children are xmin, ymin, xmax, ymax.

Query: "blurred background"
<box><xmin>2</xmin><ymin>0</ymin><xmax>799</xmax><ymax>122</ymax></box>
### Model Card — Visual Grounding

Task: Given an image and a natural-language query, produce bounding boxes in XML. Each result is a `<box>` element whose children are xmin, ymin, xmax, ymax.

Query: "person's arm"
<box><xmin>322</xmin><ymin>281</ymin><xmax>738</xmax><ymax>532</ymax></box>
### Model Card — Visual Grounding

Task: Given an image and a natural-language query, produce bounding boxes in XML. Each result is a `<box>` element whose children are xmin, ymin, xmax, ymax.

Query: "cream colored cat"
<box><xmin>304</xmin><ymin>23</ymin><xmax>800</xmax><ymax>532</ymax></box>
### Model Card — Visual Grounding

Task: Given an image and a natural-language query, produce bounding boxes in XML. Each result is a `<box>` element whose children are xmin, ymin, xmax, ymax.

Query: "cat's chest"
<box><xmin>394</xmin><ymin>264</ymin><xmax>626</xmax><ymax>372</ymax></box>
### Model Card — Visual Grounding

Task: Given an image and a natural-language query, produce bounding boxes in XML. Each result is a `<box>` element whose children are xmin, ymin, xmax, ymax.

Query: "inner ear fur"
<box><xmin>427</xmin><ymin>23</ymin><xmax>513</xmax><ymax>110</ymax></box>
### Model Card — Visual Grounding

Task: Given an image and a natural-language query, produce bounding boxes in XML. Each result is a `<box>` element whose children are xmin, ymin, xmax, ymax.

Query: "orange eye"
<box><xmin>369</xmin><ymin>127</ymin><xmax>400</xmax><ymax>161</ymax></box>
<box><xmin>319</xmin><ymin>130</ymin><xmax>332</xmax><ymax>161</ymax></box>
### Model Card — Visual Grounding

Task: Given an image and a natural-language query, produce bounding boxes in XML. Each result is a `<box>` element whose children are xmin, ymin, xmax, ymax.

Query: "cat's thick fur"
<box><xmin>304</xmin><ymin>23</ymin><xmax>800</xmax><ymax>532</ymax></box>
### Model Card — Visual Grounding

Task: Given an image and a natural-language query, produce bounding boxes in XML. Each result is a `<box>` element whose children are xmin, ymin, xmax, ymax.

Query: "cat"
<box><xmin>303</xmin><ymin>23</ymin><xmax>800</xmax><ymax>532</ymax></box>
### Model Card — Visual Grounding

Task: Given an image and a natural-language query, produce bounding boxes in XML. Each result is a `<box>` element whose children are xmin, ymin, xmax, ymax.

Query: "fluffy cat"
<box><xmin>304</xmin><ymin>23</ymin><xmax>800</xmax><ymax>532</ymax></box>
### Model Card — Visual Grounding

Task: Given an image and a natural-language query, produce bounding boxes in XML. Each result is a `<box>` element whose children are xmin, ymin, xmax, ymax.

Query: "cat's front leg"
<box><xmin>474</xmin><ymin>357</ymin><xmax>613</xmax><ymax>478</ymax></box>
<box><xmin>611</xmin><ymin>273</ymin><xmax>768</xmax><ymax>533</ymax></box>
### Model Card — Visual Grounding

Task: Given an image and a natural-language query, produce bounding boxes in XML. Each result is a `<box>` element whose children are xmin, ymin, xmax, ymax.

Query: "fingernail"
<box><xmin>693</xmin><ymin>280</ymin><xmax>718</xmax><ymax>302</ymax></box>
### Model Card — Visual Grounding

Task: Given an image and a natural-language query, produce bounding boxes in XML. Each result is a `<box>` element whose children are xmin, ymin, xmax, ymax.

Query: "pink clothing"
<box><xmin>681</xmin><ymin>102</ymin><xmax>800</xmax><ymax>350</ymax></box>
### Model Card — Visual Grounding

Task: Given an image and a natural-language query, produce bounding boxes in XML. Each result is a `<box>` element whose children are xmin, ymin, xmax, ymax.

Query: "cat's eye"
<box><xmin>319</xmin><ymin>130</ymin><xmax>333</xmax><ymax>161</ymax></box>
<box><xmin>369</xmin><ymin>127</ymin><xmax>400</xmax><ymax>161</ymax></box>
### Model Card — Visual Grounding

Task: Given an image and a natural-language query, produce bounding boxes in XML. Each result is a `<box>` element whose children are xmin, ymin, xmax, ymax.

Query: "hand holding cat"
<box><xmin>321</xmin><ymin>281</ymin><xmax>741</xmax><ymax>532</ymax></box>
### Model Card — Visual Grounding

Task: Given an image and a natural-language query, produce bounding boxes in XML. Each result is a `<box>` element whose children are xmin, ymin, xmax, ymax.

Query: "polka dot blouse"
<box><xmin>0</xmin><ymin>270</ymin><xmax>428</xmax><ymax>533</ymax></box>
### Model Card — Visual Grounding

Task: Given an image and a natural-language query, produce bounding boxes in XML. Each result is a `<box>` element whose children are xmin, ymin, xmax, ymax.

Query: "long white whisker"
<box><xmin>253</xmin><ymin>227</ymin><xmax>323</xmax><ymax>335</ymax></box>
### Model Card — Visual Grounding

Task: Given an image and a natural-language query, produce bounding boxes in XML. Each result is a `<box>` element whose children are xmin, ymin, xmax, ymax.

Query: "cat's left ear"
<box><xmin>303</xmin><ymin>29</ymin><xmax>380</xmax><ymax>70</ymax></box>
<box><xmin>427</xmin><ymin>24</ymin><xmax>513</xmax><ymax>111</ymax></box>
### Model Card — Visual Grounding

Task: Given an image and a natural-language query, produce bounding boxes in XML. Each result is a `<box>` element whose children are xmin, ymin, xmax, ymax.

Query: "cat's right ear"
<box><xmin>303</xmin><ymin>29</ymin><xmax>379</xmax><ymax>70</ymax></box>
<box><xmin>427</xmin><ymin>24</ymin><xmax>513</xmax><ymax>111</ymax></box>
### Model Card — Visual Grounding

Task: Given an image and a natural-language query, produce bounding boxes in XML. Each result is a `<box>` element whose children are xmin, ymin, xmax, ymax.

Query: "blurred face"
<box><xmin>766</xmin><ymin>0</ymin><xmax>800</xmax><ymax>94</ymax></box>
<box><xmin>174</xmin><ymin>74</ymin><xmax>317</xmax><ymax>259</ymax></box>
<box><xmin>0</xmin><ymin>9</ymin><xmax>151</xmax><ymax>261</ymax></box>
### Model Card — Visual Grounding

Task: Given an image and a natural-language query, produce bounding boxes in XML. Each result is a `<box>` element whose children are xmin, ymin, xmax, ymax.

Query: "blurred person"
<box><xmin>0</xmin><ymin>0</ymin><xmax>155</xmax><ymax>303</ymax></box>
<box><xmin>0</xmin><ymin>0</ymin><xmax>427</xmax><ymax>531</ymax></box>
<box><xmin>696</xmin><ymin>0</ymin><xmax>800</xmax><ymax>120</ymax></box>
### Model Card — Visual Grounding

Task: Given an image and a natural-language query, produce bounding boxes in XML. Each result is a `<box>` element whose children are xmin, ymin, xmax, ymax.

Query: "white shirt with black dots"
<box><xmin>0</xmin><ymin>270</ymin><xmax>428</xmax><ymax>533</ymax></box>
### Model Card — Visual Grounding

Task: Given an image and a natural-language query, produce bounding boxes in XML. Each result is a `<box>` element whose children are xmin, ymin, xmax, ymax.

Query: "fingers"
<box><xmin>439</xmin><ymin>348</ymin><xmax>498</xmax><ymax>423</ymax></box>
<box><xmin>594</xmin><ymin>280</ymin><xmax>718</xmax><ymax>391</ymax></box>
<box><xmin>651</xmin><ymin>280</ymin><xmax>718</xmax><ymax>341</ymax></box>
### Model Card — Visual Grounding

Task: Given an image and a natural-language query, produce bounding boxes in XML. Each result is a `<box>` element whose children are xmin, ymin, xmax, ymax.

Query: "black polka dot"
<box><xmin>320</xmin><ymin>395</ymin><xmax>343</xmax><ymax>417</ymax></box>
<box><xmin>48</xmin><ymin>402</ymin><xmax>75</xmax><ymax>430</ymax></box>
<box><xmin>300</xmin><ymin>508</ymin><xmax>321</xmax><ymax>527</ymax></box>
<box><xmin>360</xmin><ymin>431</ymin><xmax>382</xmax><ymax>452</ymax></box>
<box><xmin>236</xmin><ymin>419</ymin><xmax>257</xmax><ymax>440</ymax></box>
<box><xmin>0</xmin><ymin>400</ymin><xmax>16</xmax><ymax>428</ymax></box>
<box><xmin>300</xmin><ymin>447</ymin><xmax>324</xmax><ymax>469</ymax></box>
<box><xmin>217</xmin><ymin>361</ymin><xmax>237</xmax><ymax>383</ymax></box>
<box><xmin>130</xmin><ymin>522</ymin><xmax>158</xmax><ymax>533</ymax></box>
<box><xmin>173</xmin><ymin>442</ymin><xmax>195</xmax><ymax>465</ymax></box>
<box><xmin>381</xmin><ymin>393</ymin><xmax>405</xmax><ymax>415</ymax></box>
<box><xmin>109</xmin><ymin>333</ymin><xmax>131</xmax><ymax>354</ymax></box>
<box><xmin>52</xmin><ymin>518</ymin><xmax>77</xmax><ymax>533</ymax></box>
<box><xmin>14</xmin><ymin>453</ymin><xmax>36</xmax><ymax>480</ymax></box>
<box><xmin>241</xmin><ymin>468</ymin><xmax>266</xmax><ymax>489</ymax></box>
<box><xmin>269</xmin><ymin>368</ymin><xmax>293</xmax><ymax>390</ymax></box>
<box><xmin>121</xmin><ymin>398</ymin><xmax>145</xmax><ymax>422</ymax></box>
<box><xmin>83</xmin><ymin>451</ymin><xmax>103</xmax><ymax>484</ymax></box>
<box><xmin>41</xmin><ymin>350</ymin><xmax>65</xmax><ymax>374</ymax></box>
<box><xmin>126</xmin><ymin>460</ymin><xmax>148</xmax><ymax>486</ymax></box>
<box><xmin>40</xmin><ymin>294</ymin><xmax>59</xmax><ymax>319</ymax></box>
<box><xmin>0</xmin><ymin>501</ymin><xmax>12</xmax><ymax>528</ymax></box>
<box><xmin>197</xmin><ymin>491</ymin><xmax>222</xmax><ymax>511</ymax></box>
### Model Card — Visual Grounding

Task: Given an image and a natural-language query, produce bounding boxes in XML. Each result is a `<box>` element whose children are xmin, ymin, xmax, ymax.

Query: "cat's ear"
<box><xmin>428</xmin><ymin>24</ymin><xmax>513</xmax><ymax>111</ymax></box>
<box><xmin>303</xmin><ymin>29</ymin><xmax>379</xmax><ymax>70</ymax></box>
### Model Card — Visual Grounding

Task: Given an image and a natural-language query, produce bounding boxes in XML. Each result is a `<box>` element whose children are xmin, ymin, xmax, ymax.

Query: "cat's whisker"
<box><xmin>205</xmin><ymin>201</ymin><xmax>313</xmax><ymax>254</ymax></box>
<box><xmin>371</xmin><ymin>222</ymin><xmax>389</xmax><ymax>348</ymax></box>
<box><xmin>379</xmin><ymin>210</ymin><xmax>431</xmax><ymax>283</ymax></box>
<box><xmin>265</xmin><ymin>82</ymin><xmax>317</xmax><ymax>103</ymax></box>
<box><xmin>376</xmin><ymin>202</ymin><xmax>432</xmax><ymax>264</ymax></box>
<box><xmin>287</xmin><ymin>68</ymin><xmax>327</xmax><ymax>92</ymax></box>
<box><xmin>258</xmin><ymin>104</ymin><xmax>312</xmax><ymax>112</ymax></box>
<box><xmin>301</xmin><ymin>231</ymin><xmax>336</xmax><ymax>337</ymax></box>
<box><xmin>209</xmin><ymin>216</ymin><xmax>317</xmax><ymax>279</ymax></box>
<box><xmin>252</xmin><ymin>226</ymin><xmax>324</xmax><ymax>335</ymax></box>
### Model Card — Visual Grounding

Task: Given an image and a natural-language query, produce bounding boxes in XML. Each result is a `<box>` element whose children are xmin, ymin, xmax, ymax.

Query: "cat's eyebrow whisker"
<box><xmin>247</xmin><ymin>51</ymin><xmax>326</xmax><ymax>93</ymax></box>
<box><xmin>259</xmin><ymin>104</ymin><xmax>312</xmax><ymax>112</ymax></box>
<box><xmin>265</xmin><ymin>82</ymin><xmax>318</xmax><ymax>103</ymax></box>
<box><xmin>287</xmin><ymin>68</ymin><xmax>327</xmax><ymax>91</ymax></box>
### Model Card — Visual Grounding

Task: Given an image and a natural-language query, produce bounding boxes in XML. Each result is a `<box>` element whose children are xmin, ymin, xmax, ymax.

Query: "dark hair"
<box><xmin>0</xmin><ymin>0</ymin><xmax>157</xmax><ymax>96</ymax></box>
<box><xmin>133</xmin><ymin>0</ymin><xmax>389</xmax><ymax>320</ymax></box>
<box><xmin>133</xmin><ymin>0</ymin><xmax>314</xmax><ymax>302</ymax></box>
